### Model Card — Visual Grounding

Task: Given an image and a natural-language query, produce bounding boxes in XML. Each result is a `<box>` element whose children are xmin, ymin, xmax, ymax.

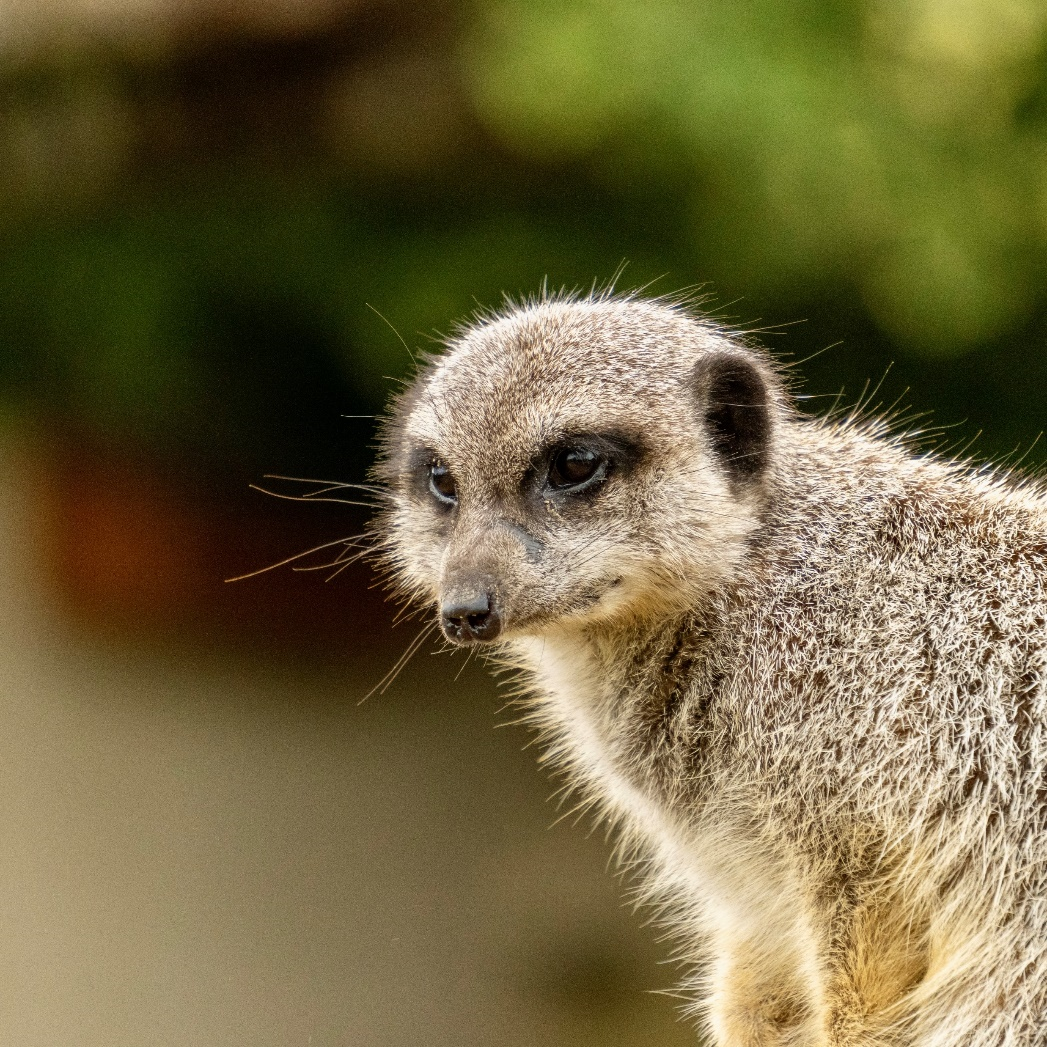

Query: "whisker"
<box><xmin>225</xmin><ymin>535</ymin><xmax>374</xmax><ymax>582</ymax></box>
<box><xmin>262</xmin><ymin>474</ymin><xmax>389</xmax><ymax>498</ymax></box>
<box><xmin>290</xmin><ymin>544</ymin><xmax>373</xmax><ymax>574</ymax></box>
<box><xmin>322</xmin><ymin>543</ymin><xmax>378</xmax><ymax>582</ymax></box>
<box><xmin>360</xmin><ymin>621</ymin><xmax>438</xmax><ymax>704</ymax></box>
<box><xmin>249</xmin><ymin>484</ymin><xmax>379</xmax><ymax>511</ymax></box>
<box><xmin>366</xmin><ymin>302</ymin><xmax>417</xmax><ymax>366</ymax></box>
<box><xmin>391</xmin><ymin>600</ymin><xmax>429</xmax><ymax>627</ymax></box>
<box><xmin>454</xmin><ymin>645</ymin><xmax>477</xmax><ymax>681</ymax></box>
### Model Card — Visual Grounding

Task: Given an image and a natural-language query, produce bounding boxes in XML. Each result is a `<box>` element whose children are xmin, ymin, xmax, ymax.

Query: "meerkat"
<box><xmin>373</xmin><ymin>293</ymin><xmax>1047</xmax><ymax>1046</ymax></box>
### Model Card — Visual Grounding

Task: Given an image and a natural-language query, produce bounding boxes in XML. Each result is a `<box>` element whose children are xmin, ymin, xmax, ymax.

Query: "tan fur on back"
<box><xmin>375</xmin><ymin>294</ymin><xmax>1047</xmax><ymax>1046</ymax></box>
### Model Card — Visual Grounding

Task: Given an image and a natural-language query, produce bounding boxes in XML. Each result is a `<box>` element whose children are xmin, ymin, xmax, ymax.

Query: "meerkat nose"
<box><xmin>440</xmin><ymin>591</ymin><xmax>502</xmax><ymax>644</ymax></box>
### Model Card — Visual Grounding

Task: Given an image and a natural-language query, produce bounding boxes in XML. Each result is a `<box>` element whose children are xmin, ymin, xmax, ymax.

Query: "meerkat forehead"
<box><xmin>407</xmin><ymin>300</ymin><xmax>732</xmax><ymax>468</ymax></box>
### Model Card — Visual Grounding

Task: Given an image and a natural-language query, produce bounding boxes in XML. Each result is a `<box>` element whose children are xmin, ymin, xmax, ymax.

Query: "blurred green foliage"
<box><xmin>465</xmin><ymin>0</ymin><xmax>1047</xmax><ymax>349</ymax></box>
<box><xmin>1</xmin><ymin>0</ymin><xmax>1046</xmax><ymax>480</ymax></box>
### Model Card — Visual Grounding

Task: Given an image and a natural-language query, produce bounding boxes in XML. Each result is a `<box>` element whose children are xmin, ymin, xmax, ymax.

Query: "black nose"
<box><xmin>441</xmin><ymin>592</ymin><xmax>502</xmax><ymax>643</ymax></box>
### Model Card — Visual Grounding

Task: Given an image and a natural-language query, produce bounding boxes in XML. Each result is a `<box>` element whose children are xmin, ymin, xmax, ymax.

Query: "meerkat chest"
<box><xmin>520</xmin><ymin>637</ymin><xmax>672</xmax><ymax>833</ymax></box>
<box><xmin>515</xmin><ymin>636</ymin><xmax>791</xmax><ymax>918</ymax></box>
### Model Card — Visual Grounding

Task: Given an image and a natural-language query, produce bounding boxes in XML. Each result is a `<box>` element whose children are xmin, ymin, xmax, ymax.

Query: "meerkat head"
<box><xmin>375</xmin><ymin>296</ymin><xmax>786</xmax><ymax>646</ymax></box>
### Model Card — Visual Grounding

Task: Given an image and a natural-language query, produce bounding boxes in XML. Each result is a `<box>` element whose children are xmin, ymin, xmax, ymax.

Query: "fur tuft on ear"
<box><xmin>692</xmin><ymin>351</ymin><xmax>773</xmax><ymax>483</ymax></box>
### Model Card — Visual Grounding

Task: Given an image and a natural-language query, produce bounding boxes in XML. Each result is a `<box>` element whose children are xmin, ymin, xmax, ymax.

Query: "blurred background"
<box><xmin>1</xmin><ymin>0</ymin><xmax>1046</xmax><ymax>1043</ymax></box>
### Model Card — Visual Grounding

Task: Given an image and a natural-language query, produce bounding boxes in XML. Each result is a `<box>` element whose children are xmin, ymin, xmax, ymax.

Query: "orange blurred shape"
<box><xmin>25</xmin><ymin>430</ymin><xmax>394</xmax><ymax>652</ymax></box>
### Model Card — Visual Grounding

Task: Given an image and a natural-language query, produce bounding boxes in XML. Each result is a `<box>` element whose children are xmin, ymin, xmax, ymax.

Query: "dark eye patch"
<box><xmin>534</xmin><ymin>429</ymin><xmax>645</xmax><ymax>501</ymax></box>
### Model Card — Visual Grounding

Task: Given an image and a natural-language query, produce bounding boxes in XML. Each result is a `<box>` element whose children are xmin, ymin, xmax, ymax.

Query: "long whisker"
<box><xmin>325</xmin><ymin>543</ymin><xmax>379</xmax><ymax>582</ymax></box>
<box><xmin>225</xmin><ymin>535</ymin><xmax>374</xmax><ymax>582</ymax></box>
<box><xmin>366</xmin><ymin>302</ymin><xmax>417</xmax><ymax>366</ymax></box>
<box><xmin>360</xmin><ymin>621</ymin><xmax>438</xmax><ymax>704</ymax></box>
<box><xmin>453</xmin><ymin>645</ymin><xmax>477</xmax><ymax>681</ymax></box>
<box><xmin>249</xmin><ymin>484</ymin><xmax>379</xmax><ymax>511</ymax></box>
<box><xmin>391</xmin><ymin>598</ymin><xmax>429</xmax><ymax>627</ymax></box>
<box><xmin>290</xmin><ymin>543</ymin><xmax>373</xmax><ymax>573</ymax></box>
<box><xmin>262</xmin><ymin>474</ymin><xmax>389</xmax><ymax>497</ymax></box>
<box><xmin>324</xmin><ymin>552</ymin><xmax>370</xmax><ymax>583</ymax></box>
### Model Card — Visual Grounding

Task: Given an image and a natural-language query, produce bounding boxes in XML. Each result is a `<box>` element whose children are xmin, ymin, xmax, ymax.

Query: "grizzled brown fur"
<box><xmin>374</xmin><ymin>294</ymin><xmax>1047</xmax><ymax>1046</ymax></box>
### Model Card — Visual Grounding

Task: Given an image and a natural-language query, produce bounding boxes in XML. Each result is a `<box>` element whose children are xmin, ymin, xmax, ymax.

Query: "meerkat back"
<box><xmin>374</xmin><ymin>295</ymin><xmax>1047</xmax><ymax>1047</ymax></box>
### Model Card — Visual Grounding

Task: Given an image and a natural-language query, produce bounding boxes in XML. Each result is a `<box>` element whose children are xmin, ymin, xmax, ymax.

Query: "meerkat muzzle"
<box><xmin>440</xmin><ymin>589</ymin><xmax>502</xmax><ymax>644</ymax></box>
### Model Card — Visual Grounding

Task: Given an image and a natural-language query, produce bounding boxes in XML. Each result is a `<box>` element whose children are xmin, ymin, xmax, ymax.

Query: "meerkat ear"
<box><xmin>692</xmin><ymin>351</ymin><xmax>773</xmax><ymax>483</ymax></box>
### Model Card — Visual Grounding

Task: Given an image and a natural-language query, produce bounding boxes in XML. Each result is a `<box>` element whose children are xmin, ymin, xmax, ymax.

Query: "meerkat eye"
<box><xmin>428</xmin><ymin>462</ymin><xmax>458</xmax><ymax>505</ymax></box>
<box><xmin>547</xmin><ymin>446</ymin><xmax>606</xmax><ymax>492</ymax></box>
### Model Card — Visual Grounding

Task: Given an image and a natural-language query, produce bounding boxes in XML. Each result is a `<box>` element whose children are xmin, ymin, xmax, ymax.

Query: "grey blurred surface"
<box><xmin>0</xmin><ymin>434</ymin><xmax>694</xmax><ymax>1047</ymax></box>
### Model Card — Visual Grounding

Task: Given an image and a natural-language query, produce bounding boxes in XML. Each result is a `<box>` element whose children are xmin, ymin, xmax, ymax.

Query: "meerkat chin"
<box><xmin>374</xmin><ymin>293</ymin><xmax>1047</xmax><ymax>1046</ymax></box>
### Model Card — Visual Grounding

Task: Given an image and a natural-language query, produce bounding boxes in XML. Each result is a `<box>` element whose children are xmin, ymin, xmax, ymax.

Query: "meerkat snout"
<box><xmin>440</xmin><ymin>588</ymin><xmax>501</xmax><ymax>643</ymax></box>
